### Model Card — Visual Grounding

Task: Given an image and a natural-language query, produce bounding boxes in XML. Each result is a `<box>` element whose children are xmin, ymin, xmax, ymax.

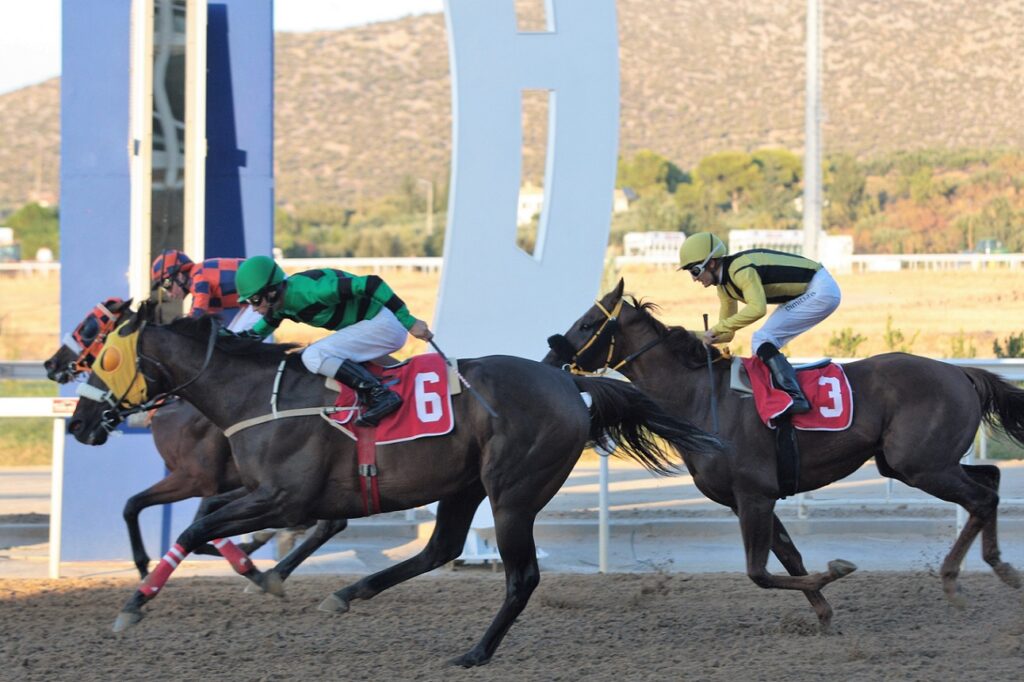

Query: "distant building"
<box><xmin>518</xmin><ymin>184</ymin><xmax>634</xmax><ymax>226</ymax></box>
<box><xmin>728</xmin><ymin>229</ymin><xmax>853</xmax><ymax>274</ymax></box>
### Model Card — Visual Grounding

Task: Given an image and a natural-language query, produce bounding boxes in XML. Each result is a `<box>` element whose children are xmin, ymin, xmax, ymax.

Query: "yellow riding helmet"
<box><xmin>678</xmin><ymin>232</ymin><xmax>727</xmax><ymax>270</ymax></box>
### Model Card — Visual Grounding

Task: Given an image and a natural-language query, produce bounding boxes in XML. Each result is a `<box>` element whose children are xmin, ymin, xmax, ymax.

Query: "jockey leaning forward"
<box><xmin>678</xmin><ymin>232</ymin><xmax>841</xmax><ymax>415</ymax></box>
<box><xmin>150</xmin><ymin>249</ymin><xmax>261</xmax><ymax>330</ymax></box>
<box><xmin>234</xmin><ymin>255</ymin><xmax>434</xmax><ymax>427</ymax></box>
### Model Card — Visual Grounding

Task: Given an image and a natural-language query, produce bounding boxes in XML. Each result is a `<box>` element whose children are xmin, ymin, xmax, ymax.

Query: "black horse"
<box><xmin>68</xmin><ymin>305</ymin><xmax>722</xmax><ymax>667</ymax></box>
<box><xmin>546</xmin><ymin>279</ymin><xmax>1024</xmax><ymax>627</ymax></box>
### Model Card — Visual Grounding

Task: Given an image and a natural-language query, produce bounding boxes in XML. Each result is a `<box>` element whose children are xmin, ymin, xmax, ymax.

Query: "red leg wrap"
<box><xmin>139</xmin><ymin>543</ymin><xmax>187</xmax><ymax>597</ymax></box>
<box><xmin>213</xmin><ymin>538</ymin><xmax>254</xmax><ymax>575</ymax></box>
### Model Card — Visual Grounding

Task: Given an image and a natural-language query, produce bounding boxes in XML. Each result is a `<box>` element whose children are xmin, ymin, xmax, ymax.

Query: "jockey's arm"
<box><xmin>352</xmin><ymin>274</ymin><xmax>418</xmax><ymax>330</ymax></box>
<box><xmin>712</xmin><ymin>267</ymin><xmax>767</xmax><ymax>342</ymax></box>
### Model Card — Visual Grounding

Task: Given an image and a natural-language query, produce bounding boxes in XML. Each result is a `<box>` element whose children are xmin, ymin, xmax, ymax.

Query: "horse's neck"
<box><xmin>624</xmin><ymin>346</ymin><xmax>718</xmax><ymax>421</ymax></box>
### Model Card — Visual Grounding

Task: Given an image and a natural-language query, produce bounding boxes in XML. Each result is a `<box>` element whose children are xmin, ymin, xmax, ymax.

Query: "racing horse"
<box><xmin>44</xmin><ymin>299</ymin><xmax>343</xmax><ymax>579</ymax></box>
<box><xmin>546</xmin><ymin>279</ymin><xmax>1024</xmax><ymax>627</ymax></box>
<box><xmin>67</xmin><ymin>304</ymin><xmax>723</xmax><ymax>667</ymax></box>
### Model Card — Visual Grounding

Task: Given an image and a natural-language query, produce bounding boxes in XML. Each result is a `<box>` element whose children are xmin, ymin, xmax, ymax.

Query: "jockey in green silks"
<box><xmin>235</xmin><ymin>256</ymin><xmax>433</xmax><ymax>427</ymax></box>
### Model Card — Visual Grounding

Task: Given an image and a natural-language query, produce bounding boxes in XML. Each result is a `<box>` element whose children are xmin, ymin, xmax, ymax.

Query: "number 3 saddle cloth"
<box><xmin>739</xmin><ymin>357</ymin><xmax>854</xmax><ymax>431</ymax></box>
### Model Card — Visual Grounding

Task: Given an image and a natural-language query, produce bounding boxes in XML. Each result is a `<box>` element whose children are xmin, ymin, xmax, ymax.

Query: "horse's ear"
<box><xmin>108</xmin><ymin>298</ymin><xmax>132</xmax><ymax>313</ymax></box>
<box><xmin>612</xmin><ymin>278</ymin><xmax>625</xmax><ymax>300</ymax></box>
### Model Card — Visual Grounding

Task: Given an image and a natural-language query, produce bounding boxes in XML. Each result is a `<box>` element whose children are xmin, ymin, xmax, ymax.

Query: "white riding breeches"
<box><xmin>751</xmin><ymin>268</ymin><xmax>841</xmax><ymax>352</ymax></box>
<box><xmin>300</xmin><ymin>307</ymin><xmax>409</xmax><ymax>376</ymax></box>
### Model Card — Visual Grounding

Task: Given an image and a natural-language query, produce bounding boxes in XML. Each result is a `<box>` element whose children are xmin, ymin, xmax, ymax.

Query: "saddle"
<box><xmin>731</xmin><ymin>356</ymin><xmax>854</xmax><ymax>499</ymax></box>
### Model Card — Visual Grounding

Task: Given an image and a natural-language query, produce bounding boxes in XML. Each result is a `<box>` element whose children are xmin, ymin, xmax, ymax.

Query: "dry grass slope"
<box><xmin>1</xmin><ymin>1</ymin><xmax>1022</xmax><ymax>210</ymax></box>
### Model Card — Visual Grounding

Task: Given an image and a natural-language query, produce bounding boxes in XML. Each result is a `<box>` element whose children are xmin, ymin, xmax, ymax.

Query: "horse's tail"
<box><xmin>572</xmin><ymin>375</ymin><xmax>723</xmax><ymax>476</ymax></box>
<box><xmin>962</xmin><ymin>367</ymin><xmax>1024</xmax><ymax>448</ymax></box>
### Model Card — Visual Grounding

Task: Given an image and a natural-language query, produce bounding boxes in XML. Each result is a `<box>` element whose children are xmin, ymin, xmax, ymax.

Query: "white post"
<box><xmin>598</xmin><ymin>451</ymin><xmax>609</xmax><ymax>573</ymax></box>
<box><xmin>48</xmin><ymin>419</ymin><xmax>66</xmax><ymax>579</ymax></box>
<box><xmin>802</xmin><ymin>0</ymin><xmax>823</xmax><ymax>261</ymax></box>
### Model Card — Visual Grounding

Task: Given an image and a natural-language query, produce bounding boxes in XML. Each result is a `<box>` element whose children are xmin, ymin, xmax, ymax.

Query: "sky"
<box><xmin>0</xmin><ymin>0</ymin><xmax>444</xmax><ymax>96</ymax></box>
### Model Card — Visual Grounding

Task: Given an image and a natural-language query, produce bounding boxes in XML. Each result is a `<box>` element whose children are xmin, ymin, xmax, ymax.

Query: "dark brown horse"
<box><xmin>67</xmin><ymin>306</ymin><xmax>722</xmax><ymax>667</ymax></box>
<box><xmin>546</xmin><ymin>279</ymin><xmax>1024</xmax><ymax>627</ymax></box>
<box><xmin>43</xmin><ymin>300</ymin><xmax>324</xmax><ymax>578</ymax></box>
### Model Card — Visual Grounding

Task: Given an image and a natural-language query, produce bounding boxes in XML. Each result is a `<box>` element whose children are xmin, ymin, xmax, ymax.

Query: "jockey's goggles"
<box><xmin>682</xmin><ymin>254</ymin><xmax>714</xmax><ymax>279</ymax></box>
<box><xmin>245</xmin><ymin>291</ymin><xmax>266</xmax><ymax>306</ymax></box>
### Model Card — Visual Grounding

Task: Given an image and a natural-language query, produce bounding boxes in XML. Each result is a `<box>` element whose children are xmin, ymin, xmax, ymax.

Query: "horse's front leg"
<box><xmin>318</xmin><ymin>487</ymin><xmax>485</xmax><ymax>615</ymax></box>
<box><xmin>770</xmin><ymin>513</ymin><xmax>834</xmax><ymax>628</ymax></box>
<box><xmin>122</xmin><ymin>471</ymin><xmax>207</xmax><ymax>578</ymax></box>
<box><xmin>451</xmin><ymin>507</ymin><xmax>540</xmax><ymax>668</ymax></box>
<box><xmin>112</xmin><ymin>487</ymin><xmax>291</xmax><ymax>633</ymax></box>
<box><xmin>736</xmin><ymin>492</ymin><xmax>856</xmax><ymax>596</ymax></box>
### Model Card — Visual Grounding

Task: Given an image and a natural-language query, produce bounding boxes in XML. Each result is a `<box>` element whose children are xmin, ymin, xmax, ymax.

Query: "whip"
<box><xmin>703</xmin><ymin>314</ymin><xmax>720</xmax><ymax>434</ymax></box>
<box><xmin>428</xmin><ymin>339</ymin><xmax>499</xmax><ymax>418</ymax></box>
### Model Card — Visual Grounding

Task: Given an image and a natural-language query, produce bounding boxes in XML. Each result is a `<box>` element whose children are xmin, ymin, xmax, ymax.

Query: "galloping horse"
<box><xmin>546</xmin><ymin>279</ymin><xmax>1024</xmax><ymax>627</ymax></box>
<box><xmin>44</xmin><ymin>299</ymin><xmax>340</xmax><ymax>579</ymax></box>
<box><xmin>68</xmin><ymin>305</ymin><xmax>722</xmax><ymax>667</ymax></box>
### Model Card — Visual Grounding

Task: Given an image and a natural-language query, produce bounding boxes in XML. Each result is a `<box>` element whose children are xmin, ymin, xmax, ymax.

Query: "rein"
<box><xmin>561</xmin><ymin>298</ymin><xmax>665</xmax><ymax>375</ymax></box>
<box><xmin>83</xmin><ymin>319</ymin><xmax>220</xmax><ymax>431</ymax></box>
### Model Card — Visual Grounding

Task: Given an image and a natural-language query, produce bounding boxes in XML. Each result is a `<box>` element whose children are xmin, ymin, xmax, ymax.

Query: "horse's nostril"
<box><xmin>68</xmin><ymin>419</ymin><xmax>81</xmax><ymax>434</ymax></box>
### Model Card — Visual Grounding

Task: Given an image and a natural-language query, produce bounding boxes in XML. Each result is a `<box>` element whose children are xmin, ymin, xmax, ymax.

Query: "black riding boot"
<box><xmin>757</xmin><ymin>343</ymin><xmax>810</xmax><ymax>415</ymax></box>
<box><xmin>334</xmin><ymin>359</ymin><xmax>402</xmax><ymax>427</ymax></box>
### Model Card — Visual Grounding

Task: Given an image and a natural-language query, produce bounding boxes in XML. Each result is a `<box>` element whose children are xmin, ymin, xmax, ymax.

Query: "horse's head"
<box><xmin>66</xmin><ymin>301</ymin><xmax>169</xmax><ymax>445</ymax></box>
<box><xmin>44</xmin><ymin>298</ymin><xmax>133</xmax><ymax>383</ymax></box>
<box><xmin>545</xmin><ymin>278</ymin><xmax>638</xmax><ymax>373</ymax></box>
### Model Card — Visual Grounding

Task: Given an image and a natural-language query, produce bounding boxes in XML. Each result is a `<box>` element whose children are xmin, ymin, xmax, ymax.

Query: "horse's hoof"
<box><xmin>112</xmin><ymin>610</ymin><xmax>144</xmax><ymax>633</ymax></box>
<box><xmin>449</xmin><ymin>649</ymin><xmax>490</xmax><ymax>668</ymax></box>
<box><xmin>259</xmin><ymin>570</ymin><xmax>285</xmax><ymax>598</ymax></box>
<box><xmin>317</xmin><ymin>593</ymin><xmax>350</xmax><ymax>614</ymax></box>
<box><xmin>993</xmin><ymin>562</ymin><xmax>1022</xmax><ymax>589</ymax></box>
<box><xmin>828</xmin><ymin>559</ymin><xmax>857</xmax><ymax>579</ymax></box>
<box><xmin>945</xmin><ymin>590</ymin><xmax>968</xmax><ymax>609</ymax></box>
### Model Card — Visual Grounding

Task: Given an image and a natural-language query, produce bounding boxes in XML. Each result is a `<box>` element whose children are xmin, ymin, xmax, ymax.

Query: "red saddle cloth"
<box><xmin>740</xmin><ymin>357</ymin><xmax>854</xmax><ymax>431</ymax></box>
<box><xmin>328</xmin><ymin>353</ymin><xmax>454</xmax><ymax>444</ymax></box>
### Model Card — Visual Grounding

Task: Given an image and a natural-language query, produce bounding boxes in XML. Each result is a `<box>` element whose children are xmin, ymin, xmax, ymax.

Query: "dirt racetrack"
<box><xmin>1</xmin><ymin>570</ymin><xmax>1022</xmax><ymax>681</ymax></box>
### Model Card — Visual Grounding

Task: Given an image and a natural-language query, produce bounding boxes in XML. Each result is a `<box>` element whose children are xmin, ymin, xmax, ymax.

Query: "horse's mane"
<box><xmin>165</xmin><ymin>315</ymin><xmax>302</xmax><ymax>361</ymax></box>
<box><xmin>627</xmin><ymin>296</ymin><xmax>723</xmax><ymax>370</ymax></box>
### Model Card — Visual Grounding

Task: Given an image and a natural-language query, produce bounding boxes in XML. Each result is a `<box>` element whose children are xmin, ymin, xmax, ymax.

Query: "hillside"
<box><xmin>1</xmin><ymin>0</ymin><xmax>1022</xmax><ymax>211</ymax></box>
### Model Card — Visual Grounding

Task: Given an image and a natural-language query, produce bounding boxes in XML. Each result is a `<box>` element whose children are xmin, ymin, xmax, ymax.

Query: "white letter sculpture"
<box><xmin>437</xmin><ymin>0</ymin><xmax>620</xmax><ymax>358</ymax></box>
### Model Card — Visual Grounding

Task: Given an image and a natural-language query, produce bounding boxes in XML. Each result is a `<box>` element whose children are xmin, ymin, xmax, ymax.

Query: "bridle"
<box><xmin>77</xmin><ymin>318</ymin><xmax>219</xmax><ymax>434</ymax></box>
<box><xmin>553</xmin><ymin>297</ymin><xmax>665</xmax><ymax>376</ymax></box>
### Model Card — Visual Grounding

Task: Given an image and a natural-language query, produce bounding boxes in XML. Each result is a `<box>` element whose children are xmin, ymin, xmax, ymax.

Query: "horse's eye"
<box><xmin>579</xmin><ymin>322</ymin><xmax>592</xmax><ymax>332</ymax></box>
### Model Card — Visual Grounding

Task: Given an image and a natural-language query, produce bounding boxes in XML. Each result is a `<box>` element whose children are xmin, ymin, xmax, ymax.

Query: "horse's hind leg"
<box><xmin>900</xmin><ymin>465</ymin><xmax>1001</xmax><ymax>605</ymax></box>
<box><xmin>251</xmin><ymin>518</ymin><xmax>348</xmax><ymax>589</ymax></box>
<box><xmin>452</xmin><ymin>508</ymin><xmax>540</xmax><ymax>668</ymax></box>
<box><xmin>771</xmin><ymin>513</ymin><xmax>834</xmax><ymax>628</ymax></box>
<box><xmin>963</xmin><ymin>463</ymin><xmax>1020</xmax><ymax>589</ymax></box>
<box><xmin>318</xmin><ymin>486</ymin><xmax>485</xmax><ymax>615</ymax></box>
<box><xmin>737</xmin><ymin>493</ymin><xmax>856</xmax><ymax>596</ymax></box>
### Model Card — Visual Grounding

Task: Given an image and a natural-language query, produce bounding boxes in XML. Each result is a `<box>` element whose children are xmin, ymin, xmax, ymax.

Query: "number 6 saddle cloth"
<box><xmin>739</xmin><ymin>356</ymin><xmax>854</xmax><ymax>431</ymax></box>
<box><xmin>324</xmin><ymin>353</ymin><xmax>457</xmax><ymax>444</ymax></box>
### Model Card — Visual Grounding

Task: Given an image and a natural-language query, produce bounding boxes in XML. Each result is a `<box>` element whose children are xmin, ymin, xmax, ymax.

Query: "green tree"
<box><xmin>5</xmin><ymin>203</ymin><xmax>59</xmax><ymax>259</ymax></box>
<box><xmin>617</xmin><ymin>150</ymin><xmax>688</xmax><ymax>195</ymax></box>
<box><xmin>693</xmin><ymin>151</ymin><xmax>759</xmax><ymax>214</ymax></box>
<box><xmin>994</xmin><ymin>332</ymin><xmax>1024</xmax><ymax>358</ymax></box>
<box><xmin>824</xmin><ymin>153</ymin><xmax>866</xmax><ymax>228</ymax></box>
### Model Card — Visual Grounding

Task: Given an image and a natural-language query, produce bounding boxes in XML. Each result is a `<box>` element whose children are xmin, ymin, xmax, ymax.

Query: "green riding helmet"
<box><xmin>236</xmin><ymin>255</ymin><xmax>286</xmax><ymax>302</ymax></box>
<box><xmin>678</xmin><ymin>232</ymin><xmax>727</xmax><ymax>271</ymax></box>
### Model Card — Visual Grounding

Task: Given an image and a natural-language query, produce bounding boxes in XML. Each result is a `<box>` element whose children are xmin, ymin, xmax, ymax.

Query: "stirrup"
<box><xmin>355</xmin><ymin>390</ymin><xmax>402</xmax><ymax>427</ymax></box>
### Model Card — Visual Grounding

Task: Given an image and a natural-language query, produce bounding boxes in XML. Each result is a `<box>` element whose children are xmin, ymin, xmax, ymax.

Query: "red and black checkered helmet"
<box><xmin>150</xmin><ymin>249</ymin><xmax>193</xmax><ymax>289</ymax></box>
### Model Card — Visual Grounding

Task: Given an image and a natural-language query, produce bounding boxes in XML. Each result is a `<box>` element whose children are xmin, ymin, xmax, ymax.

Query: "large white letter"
<box><xmin>437</xmin><ymin>0</ymin><xmax>620</xmax><ymax>358</ymax></box>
